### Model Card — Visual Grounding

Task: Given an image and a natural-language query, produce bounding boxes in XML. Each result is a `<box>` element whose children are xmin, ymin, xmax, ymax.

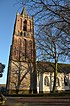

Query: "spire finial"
<box><xmin>21</xmin><ymin>6</ymin><xmax>28</xmax><ymax>16</ymax></box>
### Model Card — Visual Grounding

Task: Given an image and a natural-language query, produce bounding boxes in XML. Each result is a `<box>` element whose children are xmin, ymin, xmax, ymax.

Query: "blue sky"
<box><xmin>0</xmin><ymin>0</ymin><xmax>23</xmax><ymax>84</ymax></box>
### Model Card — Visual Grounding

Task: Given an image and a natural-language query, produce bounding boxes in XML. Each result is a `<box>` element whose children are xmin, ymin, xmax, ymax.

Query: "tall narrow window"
<box><xmin>23</xmin><ymin>20</ymin><xmax>27</xmax><ymax>31</ymax></box>
<box><xmin>24</xmin><ymin>39</ymin><xmax>27</xmax><ymax>60</ymax></box>
<box><xmin>20</xmin><ymin>18</ymin><xmax>22</xmax><ymax>30</ymax></box>
<box><xmin>64</xmin><ymin>76</ymin><xmax>68</xmax><ymax>86</ymax></box>
<box><xmin>30</xmin><ymin>21</ymin><xmax>31</xmax><ymax>31</ymax></box>
<box><xmin>44</xmin><ymin>76</ymin><xmax>49</xmax><ymax>86</ymax></box>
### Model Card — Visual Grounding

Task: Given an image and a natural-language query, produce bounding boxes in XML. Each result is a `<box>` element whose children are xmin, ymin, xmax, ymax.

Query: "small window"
<box><xmin>44</xmin><ymin>76</ymin><xmax>49</xmax><ymax>86</ymax></box>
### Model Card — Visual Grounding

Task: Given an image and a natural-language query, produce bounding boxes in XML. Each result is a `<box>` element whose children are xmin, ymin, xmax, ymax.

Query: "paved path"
<box><xmin>1</xmin><ymin>96</ymin><xmax>70</xmax><ymax>106</ymax></box>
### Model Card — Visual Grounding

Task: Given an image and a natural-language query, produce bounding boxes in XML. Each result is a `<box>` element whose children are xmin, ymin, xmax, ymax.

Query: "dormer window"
<box><xmin>23</xmin><ymin>20</ymin><xmax>27</xmax><ymax>31</ymax></box>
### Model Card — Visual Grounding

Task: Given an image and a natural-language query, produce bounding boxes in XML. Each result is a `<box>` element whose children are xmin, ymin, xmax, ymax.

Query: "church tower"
<box><xmin>6</xmin><ymin>7</ymin><xmax>36</xmax><ymax>94</ymax></box>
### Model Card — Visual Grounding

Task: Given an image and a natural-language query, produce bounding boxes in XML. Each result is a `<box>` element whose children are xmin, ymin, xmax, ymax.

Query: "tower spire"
<box><xmin>21</xmin><ymin>6</ymin><xmax>28</xmax><ymax>16</ymax></box>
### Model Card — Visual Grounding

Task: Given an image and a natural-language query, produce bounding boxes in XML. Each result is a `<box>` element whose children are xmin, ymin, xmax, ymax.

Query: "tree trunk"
<box><xmin>52</xmin><ymin>58</ymin><xmax>58</xmax><ymax>92</ymax></box>
<box><xmin>32</xmin><ymin>16</ymin><xmax>37</xmax><ymax>93</ymax></box>
<box><xmin>52</xmin><ymin>43</ymin><xmax>58</xmax><ymax>93</ymax></box>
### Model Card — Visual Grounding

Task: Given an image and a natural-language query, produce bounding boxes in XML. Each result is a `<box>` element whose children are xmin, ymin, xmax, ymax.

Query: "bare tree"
<box><xmin>9</xmin><ymin>60</ymin><xmax>31</xmax><ymax>94</ymax></box>
<box><xmin>17</xmin><ymin>0</ymin><xmax>70</xmax><ymax>34</ymax></box>
<box><xmin>36</xmin><ymin>24</ymin><xmax>70</xmax><ymax>92</ymax></box>
<box><xmin>16</xmin><ymin>0</ymin><xmax>70</xmax><ymax>92</ymax></box>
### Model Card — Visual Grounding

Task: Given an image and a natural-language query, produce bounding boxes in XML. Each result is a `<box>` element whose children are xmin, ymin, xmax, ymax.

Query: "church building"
<box><xmin>37</xmin><ymin>62</ymin><xmax>70</xmax><ymax>93</ymax></box>
<box><xmin>6</xmin><ymin>7</ymin><xmax>70</xmax><ymax>94</ymax></box>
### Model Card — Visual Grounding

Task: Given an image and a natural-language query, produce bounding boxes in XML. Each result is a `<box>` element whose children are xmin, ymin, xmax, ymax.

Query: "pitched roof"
<box><xmin>37</xmin><ymin>61</ymin><xmax>70</xmax><ymax>74</ymax></box>
<box><xmin>21</xmin><ymin>6</ymin><xmax>28</xmax><ymax>16</ymax></box>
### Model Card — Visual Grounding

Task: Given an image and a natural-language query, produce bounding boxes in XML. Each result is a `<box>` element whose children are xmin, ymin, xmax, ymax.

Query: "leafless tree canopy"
<box><xmin>17</xmin><ymin>0</ymin><xmax>70</xmax><ymax>62</ymax></box>
<box><xmin>16</xmin><ymin>0</ymin><xmax>70</xmax><ymax>92</ymax></box>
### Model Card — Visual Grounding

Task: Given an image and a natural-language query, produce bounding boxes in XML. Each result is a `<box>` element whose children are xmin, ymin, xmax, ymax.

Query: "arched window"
<box><xmin>64</xmin><ymin>76</ymin><xmax>68</xmax><ymax>86</ymax></box>
<box><xmin>23</xmin><ymin>20</ymin><xmax>27</xmax><ymax>31</ymax></box>
<box><xmin>44</xmin><ymin>76</ymin><xmax>49</xmax><ymax>86</ymax></box>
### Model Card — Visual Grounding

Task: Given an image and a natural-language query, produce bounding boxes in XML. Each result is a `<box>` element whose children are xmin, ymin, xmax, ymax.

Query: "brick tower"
<box><xmin>6</xmin><ymin>7</ymin><xmax>36</xmax><ymax>94</ymax></box>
